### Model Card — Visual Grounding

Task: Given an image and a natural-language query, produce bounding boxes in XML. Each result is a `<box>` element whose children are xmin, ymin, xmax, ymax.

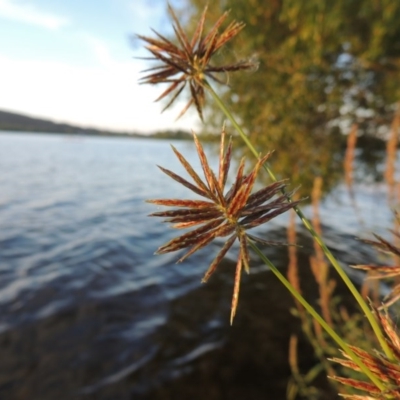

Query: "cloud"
<box><xmin>0</xmin><ymin>0</ymin><xmax>69</xmax><ymax>29</ymax></box>
<box><xmin>0</xmin><ymin>43</ymin><xmax>197</xmax><ymax>133</ymax></box>
<box><xmin>84</xmin><ymin>36</ymin><xmax>121</xmax><ymax>70</ymax></box>
<box><xmin>127</xmin><ymin>0</ymin><xmax>171</xmax><ymax>41</ymax></box>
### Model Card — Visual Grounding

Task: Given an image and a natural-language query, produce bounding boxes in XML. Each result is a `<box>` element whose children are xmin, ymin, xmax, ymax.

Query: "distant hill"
<box><xmin>0</xmin><ymin>109</ymin><xmax>134</xmax><ymax>136</ymax></box>
<box><xmin>0</xmin><ymin>109</ymin><xmax>192</xmax><ymax>140</ymax></box>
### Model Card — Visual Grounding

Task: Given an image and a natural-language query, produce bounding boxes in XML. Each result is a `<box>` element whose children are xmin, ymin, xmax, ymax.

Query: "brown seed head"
<box><xmin>352</xmin><ymin>217</ymin><xmax>400</xmax><ymax>309</ymax></box>
<box><xmin>137</xmin><ymin>5</ymin><xmax>257</xmax><ymax>120</ymax></box>
<box><xmin>147</xmin><ymin>128</ymin><xmax>300</xmax><ymax>323</ymax></box>
<box><xmin>330</xmin><ymin>308</ymin><xmax>400</xmax><ymax>398</ymax></box>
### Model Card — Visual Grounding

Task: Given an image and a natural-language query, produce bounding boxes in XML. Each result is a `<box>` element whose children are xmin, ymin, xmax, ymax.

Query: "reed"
<box><xmin>385</xmin><ymin>106</ymin><xmax>400</xmax><ymax>200</ymax></box>
<box><xmin>139</xmin><ymin>5</ymin><xmax>400</xmax><ymax>398</ymax></box>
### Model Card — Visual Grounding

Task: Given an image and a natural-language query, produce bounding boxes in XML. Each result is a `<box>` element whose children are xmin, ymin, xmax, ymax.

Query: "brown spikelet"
<box><xmin>137</xmin><ymin>5</ymin><xmax>257</xmax><ymax>120</ymax></box>
<box><xmin>385</xmin><ymin>105</ymin><xmax>400</xmax><ymax>200</ymax></box>
<box><xmin>147</xmin><ymin>128</ymin><xmax>300</xmax><ymax>323</ymax></box>
<box><xmin>330</xmin><ymin>308</ymin><xmax>400</xmax><ymax>398</ymax></box>
<box><xmin>230</xmin><ymin>256</ymin><xmax>243</xmax><ymax>325</ymax></box>
<box><xmin>352</xmin><ymin>216</ymin><xmax>400</xmax><ymax>309</ymax></box>
<box><xmin>310</xmin><ymin>176</ymin><xmax>335</xmax><ymax>326</ymax></box>
<box><xmin>344</xmin><ymin>124</ymin><xmax>358</xmax><ymax>189</ymax></box>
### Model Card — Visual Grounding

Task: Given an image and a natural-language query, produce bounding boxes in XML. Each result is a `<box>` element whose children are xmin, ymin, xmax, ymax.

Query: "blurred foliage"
<box><xmin>176</xmin><ymin>0</ymin><xmax>400</xmax><ymax>194</ymax></box>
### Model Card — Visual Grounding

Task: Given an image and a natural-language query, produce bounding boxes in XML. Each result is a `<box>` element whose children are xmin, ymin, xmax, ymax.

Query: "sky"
<box><xmin>0</xmin><ymin>0</ymin><xmax>198</xmax><ymax>133</ymax></box>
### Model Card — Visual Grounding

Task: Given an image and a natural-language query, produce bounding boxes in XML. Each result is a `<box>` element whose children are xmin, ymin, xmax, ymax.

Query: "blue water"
<box><xmin>0</xmin><ymin>132</ymin><xmax>395</xmax><ymax>399</ymax></box>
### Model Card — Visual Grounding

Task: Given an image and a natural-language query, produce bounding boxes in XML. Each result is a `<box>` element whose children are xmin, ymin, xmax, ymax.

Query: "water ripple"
<box><xmin>0</xmin><ymin>132</ymin><xmax>396</xmax><ymax>399</ymax></box>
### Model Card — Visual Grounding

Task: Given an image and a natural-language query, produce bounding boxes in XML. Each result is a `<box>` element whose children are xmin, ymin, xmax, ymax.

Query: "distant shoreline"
<box><xmin>0</xmin><ymin>129</ymin><xmax>194</xmax><ymax>141</ymax></box>
<box><xmin>0</xmin><ymin>109</ymin><xmax>192</xmax><ymax>140</ymax></box>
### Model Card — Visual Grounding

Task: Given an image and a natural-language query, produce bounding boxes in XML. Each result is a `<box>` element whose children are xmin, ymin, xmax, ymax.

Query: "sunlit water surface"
<box><xmin>0</xmin><ymin>132</ymin><xmax>394</xmax><ymax>399</ymax></box>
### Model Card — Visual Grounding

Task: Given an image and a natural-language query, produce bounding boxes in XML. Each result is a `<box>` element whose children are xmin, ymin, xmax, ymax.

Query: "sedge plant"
<box><xmin>138</xmin><ymin>4</ymin><xmax>399</xmax><ymax>397</ymax></box>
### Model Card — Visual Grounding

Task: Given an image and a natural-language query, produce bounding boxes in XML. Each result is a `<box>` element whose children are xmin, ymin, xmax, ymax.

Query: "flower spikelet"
<box><xmin>352</xmin><ymin>214</ymin><xmax>400</xmax><ymax>308</ymax></box>
<box><xmin>330</xmin><ymin>308</ymin><xmax>400</xmax><ymax>399</ymax></box>
<box><xmin>137</xmin><ymin>5</ymin><xmax>256</xmax><ymax>120</ymax></box>
<box><xmin>147</xmin><ymin>128</ymin><xmax>301</xmax><ymax>323</ymax></box>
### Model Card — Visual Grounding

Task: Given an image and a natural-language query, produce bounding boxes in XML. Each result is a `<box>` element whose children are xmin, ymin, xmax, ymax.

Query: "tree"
<box><xmin>176</xmin><ymin>0</ymin><xmax>400</xmax><ymax>193</ymax></box>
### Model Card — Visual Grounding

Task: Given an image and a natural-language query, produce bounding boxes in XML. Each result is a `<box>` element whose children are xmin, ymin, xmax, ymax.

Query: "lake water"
<box><xmin>0</xmin><ymin>132</ymin><xmax>395</xmax><ymax>399</ymax></box>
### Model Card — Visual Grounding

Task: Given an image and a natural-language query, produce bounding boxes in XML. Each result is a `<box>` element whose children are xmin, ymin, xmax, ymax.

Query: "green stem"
<box><xmin>249</xmin><ymin>240</ymin><xmax>386</xmax><ymax>392</ymax></box>
<box><xmin>204</xmin><ymin>80</ymin><xmax>394</xmax><ymax>360</ymax></box>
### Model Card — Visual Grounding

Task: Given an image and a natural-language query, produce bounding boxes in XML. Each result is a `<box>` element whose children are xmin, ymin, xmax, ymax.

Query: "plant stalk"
<box><xmin>249</xmin><ymin>240</ymin><xmax>386</xmax><ymax>392</ymax></box>
<box><xmin>204</xmin><ymin>79</ymin><xmax>394</xmax><ymax>360</ymax></box>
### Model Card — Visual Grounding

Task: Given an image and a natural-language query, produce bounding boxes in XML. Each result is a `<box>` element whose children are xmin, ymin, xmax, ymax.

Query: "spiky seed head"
<box><xmin>137</xmin><ymin>5</ymin><xmax>257</xmax><ymax>120</ymax></box>
<box><xmin>147</xmin><ymin>128</ymin><xmax>300</xmax><ymax>323</ymax></box>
